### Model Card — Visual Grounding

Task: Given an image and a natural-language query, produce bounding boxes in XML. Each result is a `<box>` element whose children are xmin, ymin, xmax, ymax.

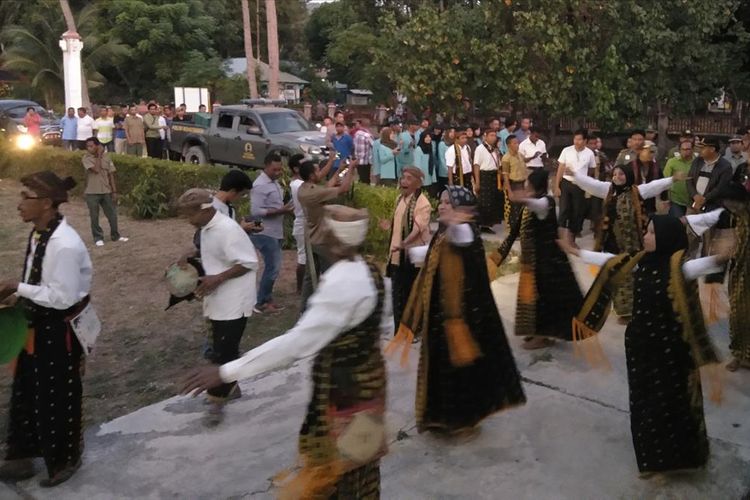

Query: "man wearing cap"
<box><xmin>615</xmin><ymin>129</ymin><xmax>645</xmax><ymax>167</ymax></box>
<box><xmin>668</xmin><ymin>130</ymin><xmax>698</xmax><ymax>159</ymax></box>
<box><xmin>383</xmin><ymin>166</ymin><xmax>432</xmax><ymax>330</ymax></box>
<box><xmin>687</xmin><ymin>137</ymin><xmax>733</xmax><ymax>213</ymax></box>
<box><xmin>181</xmin><ymin>205</ymin><xmax>391</xmax><ymax>499</ymax></box>
<box><xmin>176</xmin><ymin>188</ymin><xmax>259</xmax><ymax>425</ymax></box>
<box><xmin>724</xmin><ymin>135</ymin><xmax>748</xmax><ymax>174</ymax></box>
<box><xmin>0</xmin><ymin>172</ymin><xmax>92</xmax><ymax>486</ymax></box>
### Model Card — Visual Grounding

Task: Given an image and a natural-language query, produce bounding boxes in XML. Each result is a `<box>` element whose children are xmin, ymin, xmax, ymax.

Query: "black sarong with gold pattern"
<box><xmin>290</xmin><ymin>263</ymin><xmax>386</xmax><ymax>499</ymax></box>
<box><xmin>493</xmin><ymin>196</ymin><xmax>583</xmax><ymax>340</ymax></box>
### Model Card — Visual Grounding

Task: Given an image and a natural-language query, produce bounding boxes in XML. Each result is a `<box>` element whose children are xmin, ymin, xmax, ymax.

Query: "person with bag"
<box><xmin>181</xmin><ymin>205</ymin><xmax>391</xmax><ymax>499</ymax></box>
<box><xmin>0</xmin><ymin>171</ymin><xmax>95</xmax><ymax>487</ymax></box>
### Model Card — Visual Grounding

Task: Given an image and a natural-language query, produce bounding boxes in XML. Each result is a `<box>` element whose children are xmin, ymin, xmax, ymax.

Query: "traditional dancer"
<box><xmin>182</xmin><ymin>206</ymin><xmax>389</xmax><ymax>499</ymax></box>
<box><xmin>684</xmin><ymin>176</ymin><xmax>750</xmax><ymax>372</ymax></box>
<box><xmin>0</xmin><ymin>172</ymin><xmax>92</xmax><ymax>486</ymax></box>
<box><xmin>488</xmin><ymin>169</ymin><xmax>584</xmax><ymax>349</ymax></box>
<box><xmin>569</xmin><ymin>165</ymin><xmax>680</xmax><ymax>322</ymax></box>
<box><xmin>176</xmin><ymin>189</ymin><xmax>259</xmax><ymax>425</ymax></box>
<box><xmin>390</xmin><ymin>186</ymin><xmax>526</xmax><ymax>435</ymax></box>
<box><xmin>383</xmin><ymin>167</ymin><xmax>432</xmax><ymax>330</ymax></box>
<box><xmin>560</xmin><ymin>215</ymin><xmax>727</xmax><ymax>477</ymax></box>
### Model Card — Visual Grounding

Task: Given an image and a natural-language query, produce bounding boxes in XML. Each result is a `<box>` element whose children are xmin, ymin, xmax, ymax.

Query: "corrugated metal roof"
<box><xmin>225</xmin><ymin>58</ymin><xmax>308</xmax><ymax>84</ymax></box>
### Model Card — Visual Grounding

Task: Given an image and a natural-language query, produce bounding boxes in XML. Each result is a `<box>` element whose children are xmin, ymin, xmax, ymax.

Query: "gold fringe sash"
<box><xmin>444</xmin><ymin>319</ymin><xmax>480</xmax><ymax>366</ymax></box>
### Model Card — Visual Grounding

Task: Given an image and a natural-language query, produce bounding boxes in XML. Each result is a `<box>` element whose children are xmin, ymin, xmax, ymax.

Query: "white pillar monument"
<box><xmin>59</xmin><ymin>31</ymin><xmax>84</xmax><ymax>110</ymax></box>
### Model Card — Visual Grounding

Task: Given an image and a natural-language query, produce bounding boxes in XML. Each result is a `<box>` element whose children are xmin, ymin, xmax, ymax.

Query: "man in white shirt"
<box><xmin>0</xmin><ymin>171</ymin><xmax>91</xmax><ymax>486</ymax></box>
<box><xmin>75</xmin><ymin>107</ymin><xmax>95</xmax><ymax>150</ymax></box>
<box><xmin>445</xmin><ymin>130</ymin><xmax>476</xmax><ymax>191</ymax></box>
<box><xmin>519</xmin><ymin>126</ymin><xmax>547</xmax><ymax>170</ymax></box>
<box><xmin>473</xmin><ymin>128</ymin><xmax>502</xmax><ymax>229</ymax></box>
<box><xmin>181</xmin><ymin>205</ymin><xmax>391</xmax><ymax>498</ymax></box>
<box><xmin>176</xmin><ymin>189</ymin><xmax>258</xmax><ymax>426</ymax></box>
<box><xmin>554</xmin><ymin>129</ymin><xmax>596</xmax><ymax>243</ymax></box>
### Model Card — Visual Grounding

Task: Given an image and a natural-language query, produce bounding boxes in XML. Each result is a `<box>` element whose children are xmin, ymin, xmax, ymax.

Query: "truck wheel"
<box><xmin>184</xmin><ymin>146</ymin><xmax>207</xmax><ymax>165</ymax></box>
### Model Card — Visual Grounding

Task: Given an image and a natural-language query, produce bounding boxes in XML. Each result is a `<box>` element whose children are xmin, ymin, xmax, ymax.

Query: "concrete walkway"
<box><xmin>8</xmin><ymin>234</ymin><xmax>750</xmax><ymax>499</ymax></box>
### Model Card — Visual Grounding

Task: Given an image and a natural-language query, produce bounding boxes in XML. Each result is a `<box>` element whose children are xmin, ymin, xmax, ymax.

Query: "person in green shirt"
<box><xmin>143</xmin><ymin>103</ymin><xmax>164</xmax><ymax>159</ymax></box>
<box><xmin>663</xmin><ymin>139</ymin><xmax>694</xmax><ymax>217</ymax></box>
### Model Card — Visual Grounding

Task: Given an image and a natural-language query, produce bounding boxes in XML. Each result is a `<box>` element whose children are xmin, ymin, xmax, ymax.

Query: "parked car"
<box><xmin>0</xmin><ymin>100</ymin><xmax>61</xmax><ymax>146</ymax></box>
<box><xmin>169</xmin><ymin>100</ymin><xmax>329</xmax><ymax>168</ymax></box>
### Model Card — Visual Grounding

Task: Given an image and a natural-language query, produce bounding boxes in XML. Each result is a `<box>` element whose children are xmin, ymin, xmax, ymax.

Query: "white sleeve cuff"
<box><xmin>685</xmin><ymin>208</ymin><xmax>724</xmax><ymax>237</ymax></box>
<box><xmin>578</xmin><ymin>249</ymin><xmax>616</xmax><ymax>267</ymax></box>
<box><xmin>447</xmin><ymin>223</ymin><xmax>474</xmax><ymax>246</ymax></box>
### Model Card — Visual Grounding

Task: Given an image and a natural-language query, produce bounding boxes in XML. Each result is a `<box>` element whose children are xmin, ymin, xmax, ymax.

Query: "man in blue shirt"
<box><xmin>60</xmin><ymin>107</ymin><xmax>77</xmax><ymax>151</ymax></box>
<box><xmin>331</xmin><ymin>121</ymin><xmax>354</xmax><ymax>173</ymax></box>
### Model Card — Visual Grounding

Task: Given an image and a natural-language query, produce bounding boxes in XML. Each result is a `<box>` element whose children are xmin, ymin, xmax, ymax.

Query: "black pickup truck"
<box><xmin>169</xmin><ymin>102</ymin><xmax>329</xmax><ymax>168</ymax></box>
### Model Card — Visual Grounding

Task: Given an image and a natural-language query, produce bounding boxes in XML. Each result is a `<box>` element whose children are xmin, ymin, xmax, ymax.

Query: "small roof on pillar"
<box><xmin>61</xmin><ymin>30</ymin><xmax>81</xmax><ymax>39</ymax></box>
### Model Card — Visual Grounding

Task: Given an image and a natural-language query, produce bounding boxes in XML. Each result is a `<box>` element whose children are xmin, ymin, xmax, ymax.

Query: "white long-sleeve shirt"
<box><xmin>685</xmin><ymin>208</ymin><xmax>725</xmax><ymax>237</ymax></box>
<box><xmin>17</xmin><ymin>218</ymin><xmax>92</xmax><ymax>310</ymax></box>
<box><xmin>572</xmin><ymin>169</ymin><xmax>673</xmax><ymax>200</ymax></box>
<box><xmin>219</xmin><ymin>257</ymin><xmax>392</xmax><ymax>383</ymax></box>
<box><xmin>578</xmin><ymin>249</ymin><xmax>724</xmax><ymax>281</ymax></box>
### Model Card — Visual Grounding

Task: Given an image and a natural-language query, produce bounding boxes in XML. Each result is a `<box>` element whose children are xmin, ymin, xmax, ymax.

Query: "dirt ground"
<box><xmin>0</xmin><ymin>179</ymin><xmax>301</xmax><ymax>448</ymax></box>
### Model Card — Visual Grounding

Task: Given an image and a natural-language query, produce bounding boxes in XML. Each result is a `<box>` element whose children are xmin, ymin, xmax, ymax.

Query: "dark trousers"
<box><xmin>558</xmin><ymin>178</ymin><xmax>586</xmax><ymax>235</ymax></box>
<box><xmin>208</xmin><ymin>317</ymin><xmax>247</xmax><ymax>398</ymax></box>
<box><xmin>6</xmin><ymin>315</ymin><xmax>83</xmax><ymax>477</ymax></box>
<box><xmin>436</xmin><ymin>176</ymin><xmax>449</xmax><ymax>196</ymax></box>
<box><xmin>357</xmin><ymin>163</ymin><xmax>372</xmax><ymax>184</ymax></box>
<box><xmin>85</xmin><ymin>193</ymin><xmax>120</xmax><ymax>242</ymax></box>
<box><xmin>388</xmin><ymin>261</ymin><xmax>419</xmax><ymax>332</ymax></box>
<box><xmin>301</xmin><ymin>245</ymin><xmax>333</xmax><ymax>313</ymax></box>
<box><xmin>146</xmin><ymin>137</ymin><xmax>163</xmax><ymax>159</ymax></box>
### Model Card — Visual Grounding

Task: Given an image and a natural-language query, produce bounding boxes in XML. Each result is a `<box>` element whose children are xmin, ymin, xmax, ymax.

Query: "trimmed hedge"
<box><xmin>0</xmin><ymin>144</ymin><xmax>402</xmax><ymax>259</ymax></box>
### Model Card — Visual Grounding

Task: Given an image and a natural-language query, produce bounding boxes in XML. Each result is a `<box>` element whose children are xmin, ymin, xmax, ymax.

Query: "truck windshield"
<box><xmin>260</xmin><ymin>111</ymin><xmax>313</xmax><ymax>134</ymax></box>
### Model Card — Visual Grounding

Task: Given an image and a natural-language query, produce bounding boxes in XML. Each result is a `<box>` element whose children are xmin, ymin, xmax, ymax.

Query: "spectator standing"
<box><xmin>60</xmin><ymin>107</ymin><xmax>77</xmax><ymax>151</ymax></box>
<box><xmin>687</xmin><ymin>137</ymin><xmax>733</xmax><ymax>213</ymax></box>
<box><xmin>554</xmin><ymin>129</ymin><xmax>596</xmax><ymax>243</ymax></box>
<box><xmin>93</xmin><ymin>107</ymin><xmax>114</xmax><ymax>152</ymax></box>
<box><xmin>353</xmin><ymin>122</ymin><xmax>374</xmax><ymax>183</ymax></box>
<box><xmin>396</xmin><ymin>121</ymin><xmax>418</xmax><ymax>177</ymax></box>
<box><xmin>515</xmin><ymin>117</ymin><xmax>532</xmax><ymax>144</ymax></box>
<box><xmin>519</xmin><ymin>126</ymin><xmax>547</xmax><ymax>171</ymax></box>
<box><xmin>330</xmin><ymin>121</ymin><xmax>354</xmax><ymax>174</ymax></box>
<box><xmin>616</xmin><ymin>129</ymin><xmax>645</xmax><ymax>167</ymax></box>
<box><xmin>124</xmin><ymin>105</ymin><xmax>145</xmax><ymax>156</ymax></box>
<box><xmin>23</xmin><ymin>107</ymin><xmax>41</xmax><ymax>137</ymax></box>
<box><xmin>250</xmin><ymin>153</ymin><xmax>294</xmax><ymax>313</ymax></box>
<box><xmin>445</xmin><ymin>129</ymin><xmax>474</xmax><ymax>190</ymax></box>
<box><xmin>143</xmin><ymin>103</ymin><xmax>163</xmax><ymax>159</ymax></box>
<box><xmin>474</xmin><ymin>128</ymin><xmax>502</xmax><ymax>229</ymax></box>
<box><xmin>288</xmin><ymin>155</ymin><xmax>307</xmax><ymax>294</ymax></box>
<box><xmin>663</xmin><ymin>140</ymin><xmax>694</xmax><ymax>217</ymax></box>
<box><xmin>82</xmin><ymin>137</ymin><xmax>127</xmax><ymax>246</ymax></box>
<box><xmin>724</xmin><ymin>135</ymin><xmax>748</xmax><ymax>174</ymax></box>
<box><xmin>113</xmin><ymin>107</ymin><xmax>127</xmax><ymax>154</ymax></box>
<box><xmin>163</xmin><ymin>106</ymin><xmax>174</xmax><ymax>160</ymax></box>
<box><xmin>158</xmin><ymin>109</ymin><xmax>168</xmax><ymax>159</ymax></box>
<box><xmin>499</xmin><ymin>118</ymin><xmax>517</xmax><ymax>155</ymax></box>
<box><xmin>75</xmin><ymin>107</ymin><xmax>95</xmax><ymax>150</ymax></box>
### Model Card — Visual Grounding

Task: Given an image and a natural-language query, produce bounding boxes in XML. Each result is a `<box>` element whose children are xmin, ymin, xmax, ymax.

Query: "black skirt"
<box><xmin>477</xmin><ymin>170</ymin><xmax>501</xmax><ymax>226</ymax></box>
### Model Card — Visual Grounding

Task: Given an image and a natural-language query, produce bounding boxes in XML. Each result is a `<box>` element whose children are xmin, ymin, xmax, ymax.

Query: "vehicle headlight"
<box><xmin>16</xmin><ymin>134</ymin><xmax>36</xmax><ymax>151</ymax></box>
<box><xmin>299</xmin><ymin>143</ymin><xmax>322</xmax><ymax>155</ymax></box>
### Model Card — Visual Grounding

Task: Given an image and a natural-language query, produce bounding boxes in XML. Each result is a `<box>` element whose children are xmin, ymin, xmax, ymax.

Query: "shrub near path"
<box><xmin>0</xmin><ymin>179</ymin><xmax>300</xmax><ymax>450</ymax></box>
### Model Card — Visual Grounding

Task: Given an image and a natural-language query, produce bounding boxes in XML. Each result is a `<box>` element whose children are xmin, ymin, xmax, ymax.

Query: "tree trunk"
<box><xmin>241</xmin><ymin>0</ymin><xmax>259</xmax><ymax>98</ymax></box>
<box><xmin>59</xmin><ymin>0</ymin><xmax>90</xmax><ymax>108</ymax></box>
<box><xmin>265</xmin><ymin>0</ymin><xmax>280</xmax><ymax>100</ymax></box>
<box><xmin>656</xmin><ymin>100</ymin><xmax>670</xmax><ymax>164</ymax></box>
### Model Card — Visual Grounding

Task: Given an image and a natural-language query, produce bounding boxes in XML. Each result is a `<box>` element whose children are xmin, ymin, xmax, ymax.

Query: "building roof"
<box><xmin>349</xmin><ymin>89</ymin><xmax>373</xmax><ymax>96</ymax></box>
<box><xmin>225</xmin><ymin>58</ymin><xmax>309</xmax><ymax>85</ymax></box>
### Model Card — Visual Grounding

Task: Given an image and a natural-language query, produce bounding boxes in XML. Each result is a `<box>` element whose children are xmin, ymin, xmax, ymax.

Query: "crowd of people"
<box><xmin>53</xmin><ymin>101</ymin><xmax>196</xmax><ymax>160</ymax></box>
<box><xmin>1</xmin><ymin>106</ymin><xmax>749</xmax><ymax>497</ymax></box>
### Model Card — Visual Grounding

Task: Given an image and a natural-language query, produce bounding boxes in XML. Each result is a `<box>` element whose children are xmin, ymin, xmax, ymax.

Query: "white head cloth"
<box><xmin>323</xmin><ymin>205</ymin><xmax>369</xmax><ymax>248</ymax></box>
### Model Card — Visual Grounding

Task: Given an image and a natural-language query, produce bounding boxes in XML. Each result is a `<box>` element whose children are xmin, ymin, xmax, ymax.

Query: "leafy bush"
<box><xmin>0</xmin><ymin>144</ymin><xmax>405</xmax><ymax>259</ymax></box>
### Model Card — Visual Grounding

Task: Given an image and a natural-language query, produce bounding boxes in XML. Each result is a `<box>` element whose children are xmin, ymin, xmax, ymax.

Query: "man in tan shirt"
<box><xmin>83</xmin><ymin>137</ymin><xmax>128</xmax><ymax>246</ymax></box>
<box><xmin>123</xmin><ymin>105</ymin><xmax>145</xmax><ymax>157</ymax></box>
<box><xmin>383</xmin><ymin>166</ymin><xmax>432</xmax><ymax>330</ymax></box>
<box><xmin>297</xmin><ymin>155</ymin><xmax>356</xmax><ymax>311</ymax></box>
<box><xmin>501</xmin><ymin>134</ymin><xmax>528</xmax><ymax>226</ymax></box>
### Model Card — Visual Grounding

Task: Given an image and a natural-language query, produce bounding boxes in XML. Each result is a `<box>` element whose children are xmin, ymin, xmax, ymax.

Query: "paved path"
<box><xmin>9</xmin><ymin>234</ymin><xmax>750</xmax><ymax>499</ymax></box>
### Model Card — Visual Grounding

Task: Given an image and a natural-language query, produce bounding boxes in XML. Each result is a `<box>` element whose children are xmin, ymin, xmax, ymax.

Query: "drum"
<box><xmin>165</xmin><ymin>262</ymin><xmax>200</xmax><ymax>298</ymax></box>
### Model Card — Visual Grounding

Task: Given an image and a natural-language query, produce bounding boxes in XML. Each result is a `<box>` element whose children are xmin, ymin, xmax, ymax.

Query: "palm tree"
<box><xmin>265</xmin><ymin>0</ymin><xmax>280</xmax><ymax>99</ymax></box>
<box><xmin>241</xmin><ymin>0</ymin><xmax>259</xmax><ymax>98</ymax></box>
<box><xmin>0</xmin><ymin>4</ymin><xmax>129</xmax><ymax>108</ymax></box>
